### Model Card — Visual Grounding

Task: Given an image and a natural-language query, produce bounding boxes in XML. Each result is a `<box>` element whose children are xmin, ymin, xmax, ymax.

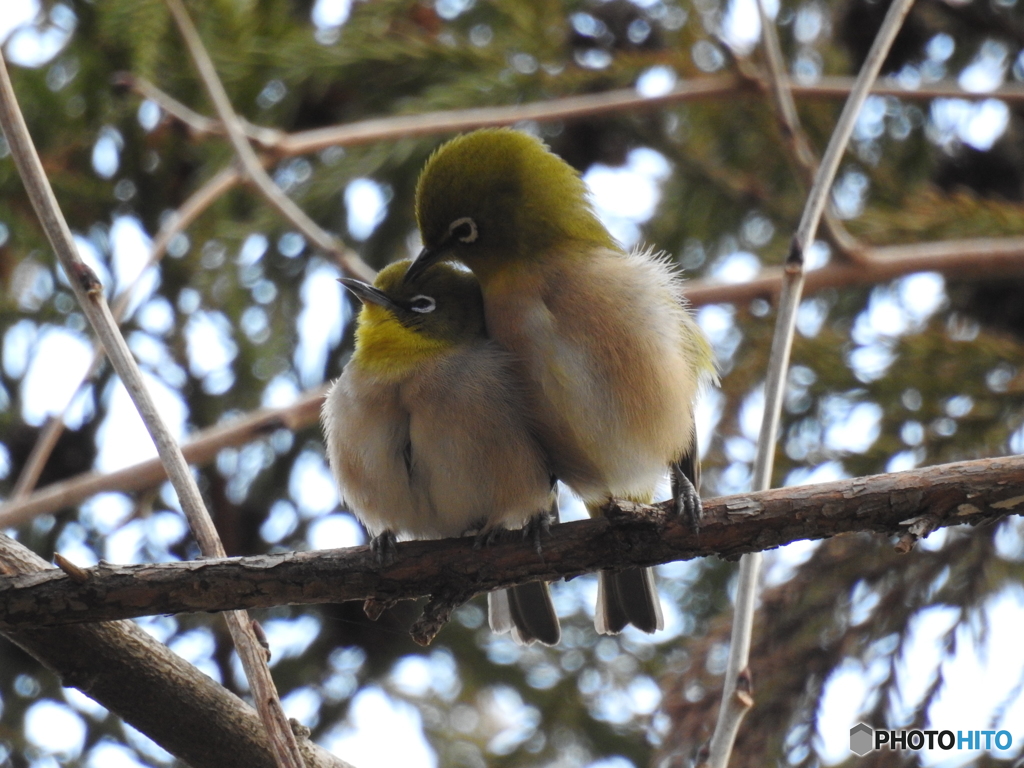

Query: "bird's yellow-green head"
<box><xmin>406</xmin><ymin>129</ymin><xmax>616</xmax><ymax>284</ymax></box>
<box><xmin>343</xmin><ymin>260</ymin><xmax>486</xmax><ymax>379</ymax></box>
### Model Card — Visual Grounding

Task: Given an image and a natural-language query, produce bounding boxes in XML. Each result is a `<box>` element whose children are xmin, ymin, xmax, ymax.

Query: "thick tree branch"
<box><xmin>2</xmin><ymin>454</ymin><xmax>1021</xmax><ymax>631</ymax></box>
<box><xmin>0</xmin><ymin>534</ymin><xmax>352</xmax><ymax>768</ymax></box>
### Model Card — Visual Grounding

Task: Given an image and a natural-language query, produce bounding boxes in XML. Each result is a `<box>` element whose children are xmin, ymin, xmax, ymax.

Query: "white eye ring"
<box><xmin>409</xmin><ymin>295</ymin><xmax>436</xmax><ymax>314</ymax></box>
<box><xmin>448</xmin><ymin>217</ymin><xmax>478</xmax><ymax>243</ymax></box>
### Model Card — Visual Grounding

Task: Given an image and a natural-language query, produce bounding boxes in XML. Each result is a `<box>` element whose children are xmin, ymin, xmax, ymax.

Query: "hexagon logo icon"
<box><xmin>850</xmin><ymin>722</ymin><xmax>874</xmax><ymax>756</ymax></box>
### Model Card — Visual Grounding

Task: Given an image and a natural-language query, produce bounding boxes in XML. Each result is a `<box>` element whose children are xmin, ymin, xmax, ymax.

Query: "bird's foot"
<box><xmin>522</xmin><ymin>510</ymin><xmax>553</xmax><ymax>555</ymax></box>
<box><xmin>473</xmin><ymin>526</ymin><xmax>502</xmax><ymax>549</ymax></box>
<box><xmin>671</xmin><ymin>464</ymin><xmax>703</xmax><ymax>532</ymax></box>
<box><xmin>370</xmin><ymin>530</ymin><xmax>398</xmax><ymax>567</ymax></box>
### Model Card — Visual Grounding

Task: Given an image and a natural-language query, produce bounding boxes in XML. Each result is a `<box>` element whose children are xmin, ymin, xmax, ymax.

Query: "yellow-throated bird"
<box><xmin>405</xmin><ymin>129</ymin><xmax>716</xmax><ymax>635</ymax></box>
<box><xmin>322</xmin><ymin>259</ymin><xmax>561</xmax><ymax>645</ymax></box>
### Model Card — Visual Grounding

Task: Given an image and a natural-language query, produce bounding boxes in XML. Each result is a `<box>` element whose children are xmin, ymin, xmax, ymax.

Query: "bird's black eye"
<box><xmin>448</xmin><ymin>217</ymin><xmax>478</xmax><ymax>244</ymax></box>
<box><xmin>408</xmin><ymin>295</ymin><xmax>436</xmax><ymax>314</ymax></box>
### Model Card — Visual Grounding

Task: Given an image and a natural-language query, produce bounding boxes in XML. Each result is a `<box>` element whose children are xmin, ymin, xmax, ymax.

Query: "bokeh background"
<box><xmin>1</xmin><ymin>0</ymin><xmax>1024</xmax><ymax>766</ymax></box>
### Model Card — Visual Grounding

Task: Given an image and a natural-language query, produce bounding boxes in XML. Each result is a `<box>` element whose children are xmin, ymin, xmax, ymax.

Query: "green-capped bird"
<box><xmin>322</xmin><ymin>259</ymin><xmax>560</xmax><ymax>646</ymax></box>
<box><xmin>405</xmin><ymin>129</ymin><xmax>717</xmax><ymax>635</ymax></box>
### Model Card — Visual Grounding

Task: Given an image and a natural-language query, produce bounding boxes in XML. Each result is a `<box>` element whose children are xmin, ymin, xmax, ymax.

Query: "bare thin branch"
<box><xmin>9</xmin><ymin>415</ymin><xmax>66</xmax><ymax>500</ymax></box>
<box><xmin>756</xmin><ymin>13</ymin><xmax>811</xmax><ymax>170</ymax></box>
<box><xmin>123</xmin><ymin>70</ymin><xmax>1024</xmax><ymax>158</ymax></box>
<box><xmin>0</xmin><ymin>388</ymin><xmax>326</xmax><ymax>528</ymax></box>
<box><xmin>706</xmin><ymin>2</ymin><xmax>917</xmax><ymax>765</ymax></box>
<box><xmin>10</xmin><ymin>165</ymin><xmax>241</xmax><ymax>500</ymax></box>
<box><xmin>113</xmin><ymin>70</ymin><xmax>222</xmax><ymax>135</ymax></box>
<box><xmin>800</xmin><ymin>76</ymin><xmax>1024</xmax><ymax>102</ymax></box>
<box><xmin>165</xmin><ymin>0</ymin><xmax>373</xmax><ymax>283</ymax></box>
<box><xmin>279</xmin><ymin>75</ymin><xmax>744</xmax><ymax>153</ymax></box>
<box><xmin>117</xmin><ymin>164</ymin><xmax>243</xmax><ymax>318</ymax></box>
<box><xmin>2</xmin><ymin>452</ymin><xmax>1021</xmax><ymax>630</ymax></box>
<box><xmin>793</xmin><ymin>3</ymin><xmax>917</xmax><ymax>261</ymax></box>
<box><xmin>0</xmin><ymin>56</ymin><xmax>211</xmax><ymax>548</ymax></box>
<box><xmin>279</xmin><ymin>77</ymin><xmax>1024</xmax><ymax>155</ymax></box>
<box><xmin>0</xmin><ymin>49</ymin><xmax>305</xmax><ymax>768</ymax></box>
<box><xmin>683</xmin><ymin>235</ymin><xmax>1024</xmax><ymax>305</ymax></box>
<box><xmin>751</xmin><ymin>2</ymin><xmax>866</xmax><ymax>263</ymax></box>
<box><xmin>115</xmin><ymin>72</ymin><xmax>286</xmax><ymax>148</ymax></box>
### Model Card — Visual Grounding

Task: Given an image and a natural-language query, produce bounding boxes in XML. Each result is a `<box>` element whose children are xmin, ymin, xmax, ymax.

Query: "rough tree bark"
<box><xmin>2</xmin><ymin>453</ymin><xmax>1021</xmax><ymax>636</ymax></box>
<box><xmin>0</xmin><ymin>535</ymin><xmax>352</xmax><ymax>768</ymax></box>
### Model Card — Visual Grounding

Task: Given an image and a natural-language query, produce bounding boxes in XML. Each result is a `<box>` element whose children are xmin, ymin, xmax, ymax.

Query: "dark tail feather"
<box><xmin>488</xmin><ymin>582</ymin><xmax>560</xmax><ymax>646</ymax></box>
<box><xmin>510</xmin><ymin>582</ymin><xmax>560</xmax><ymax>645</ymax></box>
<box><xmin>596</xmin><ymin>567</ymin><xmax>663</xmax><ymax>635</ymax></box>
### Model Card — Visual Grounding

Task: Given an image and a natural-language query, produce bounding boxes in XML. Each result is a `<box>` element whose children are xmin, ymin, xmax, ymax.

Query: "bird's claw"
<box><xmin>522</xmin><ymin>510</ymin><xmax>553</xmax><ymax>555</ymax></box>
<box><xmin>472</xmin><ymin>507</ymin><xmax>554</xmax><ymax>554</ymax></box>
<box><xmin>671</xmin><ymin>465</ymin><xmax>702</xmax><ymax>532</ymax></box>
<box><xmin>473</xmin><ymin>527</ymin><xmax>502</xmax><ymax>549</ymax></box>
<box><xmin>370</xmin><ymin>530</ymin><xmax>398</xmax><ymax>567</ymax></box>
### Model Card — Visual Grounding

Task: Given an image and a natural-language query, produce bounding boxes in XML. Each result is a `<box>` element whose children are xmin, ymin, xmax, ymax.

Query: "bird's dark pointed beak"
<box><xmin>338</xmin><ymin>278</ymin><xmax>398</xmax><ymax>311</ymax></box>
<box><xmin>403</xmin><ymin>245</ymin><xmax>442</xmax><ymax>284</ymax></box>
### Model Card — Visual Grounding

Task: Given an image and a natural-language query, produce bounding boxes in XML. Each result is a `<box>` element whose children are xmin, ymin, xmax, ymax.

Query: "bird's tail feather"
<box><xmin>488</xmin><ymin>582</ymin><xmax>561</xmax><ymax>646</ymax></box>
<box><xmin>586</xmin><ymin>500</ymin><xmax>664</xmax><ymax>635</ymax></box>
<box><xmin>595</xmin><ymin>567</ymin><xmax>664</xmax><ymax>635</ymax></box>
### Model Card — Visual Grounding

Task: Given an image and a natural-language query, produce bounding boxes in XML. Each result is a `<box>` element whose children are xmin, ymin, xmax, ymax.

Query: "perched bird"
<box><xmin>321</xmin><ymin>259</ymin><xmax>561</xmax><ymax>646</ymax></box>
<box><xmin>406</xmin><ymin>129</ymin><xmax>716</xmax><ymax>635</ymax></box>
